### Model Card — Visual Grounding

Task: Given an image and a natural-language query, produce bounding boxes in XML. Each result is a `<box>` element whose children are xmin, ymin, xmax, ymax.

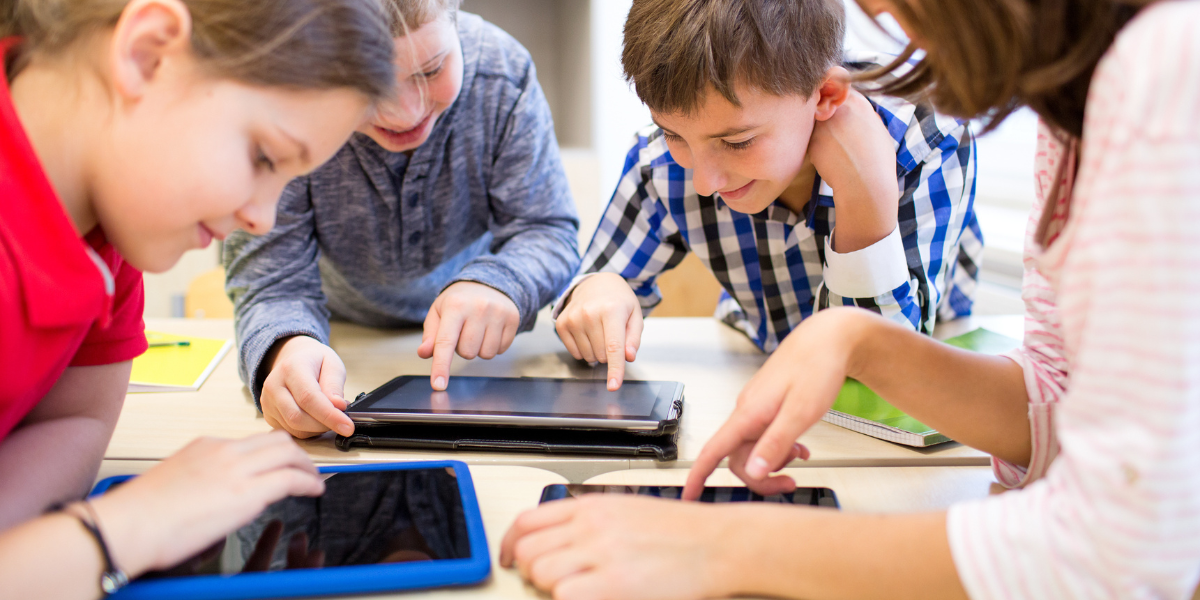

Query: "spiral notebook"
<box><xmin>823</xmin><ymin>328</ymin><xmax>1022</xmax><ymax>447</ymax></box>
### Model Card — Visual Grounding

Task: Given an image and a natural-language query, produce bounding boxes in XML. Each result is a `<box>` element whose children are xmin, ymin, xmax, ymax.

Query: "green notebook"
<box><xmin>823</xmin><ymin>328</ymin><xmax>1021</xmax><ymax>447</ymax></box>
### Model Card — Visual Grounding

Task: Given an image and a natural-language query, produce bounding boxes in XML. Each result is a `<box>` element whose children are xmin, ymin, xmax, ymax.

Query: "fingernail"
<box><xmin>608</xmin><ymin>378</ymin><xmax>618</xmax><ymax>390</ymax></box>
<box><xmin>337</xmin><ymin>424</ymin><xmax>353</xmax><ymax>437</ymax></box>
<box><xmin>747</xmin><ymin>456</ymin><xmax>769</xmax><ymax>479</ymax></box>
<box><xmin>434</xmin><ymin>377</ymin><xmax>446</xmax><ymax>390</ymax></box>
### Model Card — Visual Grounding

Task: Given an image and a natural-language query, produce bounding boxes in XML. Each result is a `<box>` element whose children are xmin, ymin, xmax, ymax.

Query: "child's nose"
<box><xmin>236</xmin><ymin>194</ymin><xmax>279</xmax><ymax>236</ymax></box>
<box><xmin>690</xmin><ymin>155</ymin><xmax>728</xmax><ymax>197</ymax></box>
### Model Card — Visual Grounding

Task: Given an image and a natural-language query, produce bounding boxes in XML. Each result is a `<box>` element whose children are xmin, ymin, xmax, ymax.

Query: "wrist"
<box><xmin>841</xmin><ymin>310</ymin><xmax>897</xmax><ymax>382</ymax></box>
<box><xmin>704</xmin><ymin>505</ymin><xmax>758</xmax><ymax>597</ymax></box>
<box><xmin>87</xmin><ymin>493</ymin><xmax>157</xmax><ymax>578</ymax></box>
<box><xmin>829</xmin><ymin>212</ymin><xmax>898</xmax><ymax>253</ymax></box>
<box><xmin>708</xmin><ymin>505</ymin><xmax>806</xmax><ymax>598</ymax></box>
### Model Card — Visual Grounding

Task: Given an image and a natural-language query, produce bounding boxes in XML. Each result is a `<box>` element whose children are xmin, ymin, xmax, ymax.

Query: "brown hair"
<box><xmin>622</xmin><ymin>0</ymin><xmax>845</xmax><ymax>115</ymax></box>
<box><xmin>856</xmin><ymin>0</ymin><xmax>1148</xmax><ymax>138</ymax></box>
<box><xmin>380</xmin><ymin>0</ymin><xmax>460</xmax><ymax>37</ymax></box>
<box><xmin>1</xmin><ymin>0</ymin><xmax>396</xmax><ymax>101</ymax></box>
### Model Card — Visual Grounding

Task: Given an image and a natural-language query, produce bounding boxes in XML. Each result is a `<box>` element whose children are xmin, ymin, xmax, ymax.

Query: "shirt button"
<box><xmin>408</xmin><ymin>194</ymin><xmax>419</xmax><ymax>208</ymax></box>
<box><xmin>409</xmin><ymin>231</ymin><xmax>422</xmax><ymax>245</ymax></box>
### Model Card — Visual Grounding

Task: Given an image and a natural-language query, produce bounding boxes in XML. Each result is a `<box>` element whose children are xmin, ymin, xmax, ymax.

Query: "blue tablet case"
<box><xmin>90</xmin><ymin>461</ymin><xmax>491</xmax><ymax>600</ymax></box>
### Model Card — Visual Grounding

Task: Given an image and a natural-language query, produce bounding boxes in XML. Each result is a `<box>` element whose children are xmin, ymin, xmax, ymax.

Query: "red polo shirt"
<box><xmin>0</xmin><ymin>38</ymin><xmax>147</xmax><ymax>442</ymax></box>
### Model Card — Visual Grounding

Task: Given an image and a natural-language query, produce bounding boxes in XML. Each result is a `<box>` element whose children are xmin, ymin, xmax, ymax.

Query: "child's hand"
<box><xmin>418</xmin><ymin>282</ymin><xmax>521</xmax><ymax>391</ymax></box>
<box><xmin>89</xmin><ymin>432</ymin><xmax>325</xmax><ymax>578</ymax></box>
<box><xmin>684</xmin><ymin>308</ymin><xmax>871</xmax><ymax>500</ymax></box>
<box><xmin>808</xmin><ymin>88</ymin><xmax>900</xmax><ymax>253</ymax></box>
<box><xmin>554</xmin><ymin>273</ymin><xmax>643</xmax><ymax>390</ymax></box>
<box><xmin>500</xmin><ymin>495</ymin><xmax>744</xmax><ymax>600</ymax></box>
<box><xmin>261</xmin><ymin>336</ymin><xmax>353</xmax><ymax>439</ymax></box>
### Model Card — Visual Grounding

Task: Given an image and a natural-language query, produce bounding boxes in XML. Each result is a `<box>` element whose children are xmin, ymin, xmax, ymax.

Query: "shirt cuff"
<box><xmin>822</xmin><ymin>225</ymin><xmax>909</xmax><ymax>299</ymax></box>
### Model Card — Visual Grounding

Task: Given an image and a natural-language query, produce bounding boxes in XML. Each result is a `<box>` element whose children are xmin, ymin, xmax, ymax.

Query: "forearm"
<box><xmin>844</xmin><ymin>311</ymin><xmax>1031</xmax><ymax>465</ymax></box>
<box><xmin>0</xmin><ymin>363</ymin><xmax>129</xmax><ymax>531</ymax></box>
<box><xmin>0</xmin><ymin>512</ymin><xmax>113</xmax><ymax>599</ymax></box>
<box><xmin>830</xmin><ymin>184</ymin><xmax>898</xmax><ymax>253</ymax></box>
<box><xmin>0</xmin><ymin>415</ymin><xmax>115</xmax><ymax>531</ymax></box>
<box><xmin>720</xmin><ymin>506</ymin><xmax>965</xmax><ymax>600</ymax></box>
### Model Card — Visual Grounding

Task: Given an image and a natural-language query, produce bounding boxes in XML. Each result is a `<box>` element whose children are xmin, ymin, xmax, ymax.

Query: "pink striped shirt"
<box><xmin>946</xmin><ymin>2</ymin><xmax>1200</xmax><ymax>598</ymax></box>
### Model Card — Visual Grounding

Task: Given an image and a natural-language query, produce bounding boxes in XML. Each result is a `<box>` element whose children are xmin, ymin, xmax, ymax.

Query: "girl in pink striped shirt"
<box><xmin>500</xmin><ymin>1</ymin><xmax>1200</xmax><ymax>598</ymax></box>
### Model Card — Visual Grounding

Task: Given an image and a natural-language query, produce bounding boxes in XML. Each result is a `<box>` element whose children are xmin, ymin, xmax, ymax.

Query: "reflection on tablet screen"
<box><xmin>136</xmin><ymin>469</ymin><xmax>470</xmax><ymax>580</ymax></box>
<box><xmin>362</xmin><ymin>378</ymin><xmax>663</xmax><ymax>418</ymax></box>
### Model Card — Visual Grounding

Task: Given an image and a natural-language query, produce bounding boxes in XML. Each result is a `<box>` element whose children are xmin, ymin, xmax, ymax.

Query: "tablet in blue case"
<box><xmin>90</xmin><ymin>461</ymin><xmax>490</xmax><ymax>600</ymax></box>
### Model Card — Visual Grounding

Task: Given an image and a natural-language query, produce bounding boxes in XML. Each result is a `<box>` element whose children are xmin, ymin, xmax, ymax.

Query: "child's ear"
<box><xmin>108</xmin><ymin>0</ymin><xmax>193</xmax><ymax>100</ymax></box>
<box><xmin>812</xmin><ymin>66</ymin><xmax>852</xmax><ymax>122</ymax></box>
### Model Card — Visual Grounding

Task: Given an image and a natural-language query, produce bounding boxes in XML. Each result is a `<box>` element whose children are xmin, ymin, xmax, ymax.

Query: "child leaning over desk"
<box><xmin>552</xmin><ymin>0</ymin><xmax>982</xmax><ymax>391</ymax></box>
<box><xmin>0</xmin><ymin>0</ymin><xmax>397</xmax><ymax>596</ymax></box>
<box><xmin>502</xmin><ymin>0</ymin><xmax>1200</xmax><ymax>598</ymax></box>
<box><xmin>224</xmin><ymin>0</ymin><xmax>580</xmax><ymax>441</ymax></box>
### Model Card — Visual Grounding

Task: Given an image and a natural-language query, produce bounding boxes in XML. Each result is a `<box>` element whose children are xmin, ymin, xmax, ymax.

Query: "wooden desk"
<box><xmin>109</xmin><ymin>316</ymin><xmax>1019</xmax><ymax>480</ymax></box>
<box><xmin>95</xmin><ymin>461</ymin><xmax>998</xmax><ymax>599</ymax></box>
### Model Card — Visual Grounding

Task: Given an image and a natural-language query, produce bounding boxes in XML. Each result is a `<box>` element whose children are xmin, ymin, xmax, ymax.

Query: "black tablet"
<box><xmin>346</xmin><ymin>376</ymin><xmax>684</xmax><ymax>433</ymax></box>
<box><xmin>539</xmin><ymin>484</ymin><xmax>840</xmax><ymax>508</ymax></box>
<box><xmin>90</xmin><ymin>462</ymin><xmax>490</xmax><ymax>600</ymax></box>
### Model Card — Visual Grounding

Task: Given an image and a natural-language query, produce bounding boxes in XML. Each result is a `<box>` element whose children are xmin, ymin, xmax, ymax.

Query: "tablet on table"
<box><xmin>346</xmin><ymin>375</ymin><xmax>684</xmax><ymax>433</ymax></box>
<box><xmin>91</xmin><ymin>461</ymin><xmax>490</xmax><ymax>600</ymax></box>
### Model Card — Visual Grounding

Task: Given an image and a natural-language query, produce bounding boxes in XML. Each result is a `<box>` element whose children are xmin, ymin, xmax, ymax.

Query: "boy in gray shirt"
<box><xmin>224</xmin><ymin>2</ymin><xmax>579</xmax><ymax>439</ymax></box>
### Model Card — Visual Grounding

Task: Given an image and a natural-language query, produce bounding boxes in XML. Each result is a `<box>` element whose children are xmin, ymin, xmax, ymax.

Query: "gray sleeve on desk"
<box><xmin>234</xmin><ymin>300</ymin><xmax>331</xmax><ymax>409</ymax></box>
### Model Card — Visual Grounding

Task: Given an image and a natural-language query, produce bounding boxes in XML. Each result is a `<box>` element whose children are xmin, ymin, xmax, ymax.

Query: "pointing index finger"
<box><xmin>604</xmin><ymin>314</ymin><xmax>628</xmax><ymax>391</ymax></box>
<box><xmin>430</xmin><ymin>312</ymin><xmax>465</xmax><ymax>391</ymax></box>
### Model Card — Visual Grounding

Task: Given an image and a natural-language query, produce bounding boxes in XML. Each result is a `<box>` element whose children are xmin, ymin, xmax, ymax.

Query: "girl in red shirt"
<box><xmin>0</xmin><ymin>0</ymin><xmax>395</xmax><ymax>596</ymax></box>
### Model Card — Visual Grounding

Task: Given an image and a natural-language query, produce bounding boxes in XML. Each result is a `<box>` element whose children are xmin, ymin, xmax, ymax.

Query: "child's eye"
<box><xmin>421</xmin><ymin>64</ymin><xmax>444</xmax><ymax>78</ymax></box>
<box><xmin>662</xmin><ymin>131</ymin><xmax>683</xmax><ymax>143</ymax></box>
<box><xmin>254</xmin><ymin>147</ymin><xmax>276</xmax><ymax>173</ymax></box>
<box><xmin>722</xmin><ymin>138</ymin><xmax>755</xmax><ymax>151</ymax></box>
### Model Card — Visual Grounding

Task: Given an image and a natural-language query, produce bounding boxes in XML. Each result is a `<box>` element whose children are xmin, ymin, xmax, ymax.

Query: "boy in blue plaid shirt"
<box><xmin>554</xmin><ymin>0</ymin><xmax>982</xmax><ymax>389</ymax></box>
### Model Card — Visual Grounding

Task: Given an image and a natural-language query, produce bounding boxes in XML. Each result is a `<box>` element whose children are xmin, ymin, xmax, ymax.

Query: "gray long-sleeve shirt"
<box><xmin>224</xmin><ymin>13</ymin><xmax>580</xmax><ymax>401</ymax></box>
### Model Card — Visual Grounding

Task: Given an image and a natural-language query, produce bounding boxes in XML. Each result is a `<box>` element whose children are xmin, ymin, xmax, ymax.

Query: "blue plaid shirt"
<box><xmin>559</xmin><ymin>60</ymin><xmax>982</xmax><ymax>352</ymax></box>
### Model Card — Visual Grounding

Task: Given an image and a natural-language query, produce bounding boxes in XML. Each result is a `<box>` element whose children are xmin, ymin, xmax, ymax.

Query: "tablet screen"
<box><xmin>353</xmin><ymin>377</ymin><xmax>666</xmax><ymax>419</ymax></box>
<box><xmin>134</xmin><ymin>468</ymin><xmax>471</xmax><ymax>580</ymax></box>
<box><xmin>540</xmin><ymin>484</ymin><xmax>840</xmax><ymax>508</ymax></box>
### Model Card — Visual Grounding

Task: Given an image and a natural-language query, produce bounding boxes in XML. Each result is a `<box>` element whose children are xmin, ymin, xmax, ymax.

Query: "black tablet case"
<box><xmin>335</xmin><ymin>418</ymin><xmax>680</xmax><ymax>461</ymax></box>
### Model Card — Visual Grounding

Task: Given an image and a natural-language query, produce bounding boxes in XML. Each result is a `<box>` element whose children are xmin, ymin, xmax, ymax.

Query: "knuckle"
<box><xmin>529</xmin><ymin>557</ymin><xmax>560</xmax><ymax>591</ymax></box>
<box><xmin>280</xmin><ymin>406</ymin><xmax>307</xmax><ymax>429</ymax></box>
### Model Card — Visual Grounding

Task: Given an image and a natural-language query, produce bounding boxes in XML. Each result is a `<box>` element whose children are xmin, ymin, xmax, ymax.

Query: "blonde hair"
<box><xmin>380</xmin><ymin>0</ymin><xmax>460</xmax><ymax>37</ymax></box>
<box><xmin>1</xmin><ymin>0</ymin><xmax>396</xmax><ymax>101</ymax></box>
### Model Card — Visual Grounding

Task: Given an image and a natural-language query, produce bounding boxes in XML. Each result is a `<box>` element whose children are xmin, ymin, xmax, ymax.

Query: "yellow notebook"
<box><xmin>129</xmin><ymin>331</ymin><xmax>233</xmax><ymax>392</ymax></box>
